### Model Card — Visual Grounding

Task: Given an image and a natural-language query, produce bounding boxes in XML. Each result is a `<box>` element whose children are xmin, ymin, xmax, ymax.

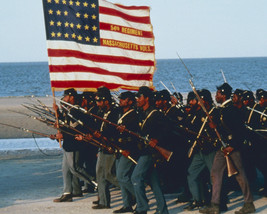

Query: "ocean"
<box><xmin>0</xmin><ymin>57</ymin><xmax>266</xmax><ymax>97</ymax></box>
<box><xmin>0</xmin><ymin>57</ymin><xmax>266</xmax><ymax>151</ymax></box>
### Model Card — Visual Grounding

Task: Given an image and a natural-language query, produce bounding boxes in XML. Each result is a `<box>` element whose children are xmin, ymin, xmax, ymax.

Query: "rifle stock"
<box><xmin>225</xmin><ymin>155</ymin><xmax>238</xmax><ymax>177</ymax></box>
<box><xmin>155</xmin><ymin>145</ymin><xmax>173</xmax><ymax>162</ymax></box>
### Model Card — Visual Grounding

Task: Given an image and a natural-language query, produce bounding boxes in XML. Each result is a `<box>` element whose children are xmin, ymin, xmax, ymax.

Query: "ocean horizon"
<box><xmin>0</xmin><ymin>56</ymin><xmax>266</xmax><ymax>98</ymax></box>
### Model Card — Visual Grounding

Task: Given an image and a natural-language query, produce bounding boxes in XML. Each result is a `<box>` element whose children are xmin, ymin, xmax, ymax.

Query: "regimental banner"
<box><xmin>42</xmin><ymin>0</ymin><xmax>155</xmax><ymax>91</ymax></box>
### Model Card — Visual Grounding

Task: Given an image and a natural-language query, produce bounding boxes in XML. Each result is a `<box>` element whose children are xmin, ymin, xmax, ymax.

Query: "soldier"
<box><xmin>232</xmin><ymin>89</ymin><xmax>244</xmax><ymax>109</ymax></box>
<box><xmin>184</xmin><ymin>89</ymin><xmax>219</xmax><ymax>211</ymax></box>
<box><xmin>256</xmin><ymin>89</ymin><xmax>267</xmax><ymax>108</ymax></box>
<box><xmin>113</xmin><ymin>91</ymin><xmax>139</xmax><ymax>213</ymax></box>
<box><xmin>51</xmin><ymin>88</ymin><xmax>95</xmax><ymax>202</ymax></box>
<box><xmin>242</xmin><ymin>90</ymin><xmax>267</xmax><ymax>197</ymax></box>
<box><xmin>131</xmin><ymin>86</ymin><xmax>169</xmax><ymax>214</ymax></box>
<box><xmin>78</xmin><ymin>92</ymin><xmax>98</xmax><ymax>193</ymax></box>
<box><xmin>200</xmin><ymin>83</ymin><xmax>255</xmax><ymax>214</ymax></box>
<box><xmin>154</xmin><ymin>89</ymin><xmax>187</xmax><ymax>193</ymax></box>
<box><xmin>92</xmin><ymin>86</ymin><xmax>120</xmax><ymax>209</ymax></box>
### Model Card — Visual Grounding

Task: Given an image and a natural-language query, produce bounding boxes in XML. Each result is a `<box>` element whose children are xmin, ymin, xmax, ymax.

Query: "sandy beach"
<box><xmin>0</xmin><ymin>97</ymin><xmax>267</xmax><ymax>213</ymax></box>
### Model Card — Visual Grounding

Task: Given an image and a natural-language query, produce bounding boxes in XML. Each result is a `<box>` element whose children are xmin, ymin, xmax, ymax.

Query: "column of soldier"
<box><xmin>47</xmin><ymin>84</ymin><xmax>266</xmax><ymax>214</ymax></box>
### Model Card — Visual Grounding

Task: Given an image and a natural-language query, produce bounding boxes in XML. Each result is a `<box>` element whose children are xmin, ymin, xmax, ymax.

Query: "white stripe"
<box><xmin>49</xmin><ymin>57</ymin><xmax>155</xmax><ymax>74</ymax></box>
<box><xmin>99</xmin><ymin>0</ymin><xmax>150</xmax><ymax>17</ymax></box>
<box><xmin>47</xmin><ymin>41</ymin><xmax>154</xmax><ymax>60</ymax></box>
<box><xmin>50</xmin><ymin>72</ymin><xmax>152</xmax><ymax>87</ymax></box>
<box><xmin>100</xmin><ymin>14</ymin><xmax>152</xmax><ymax>32</ymax></box>
<box><xmin>100</xmin><ymin>30</ymin><xmax>154</xmax><ymax>46</ymax></box>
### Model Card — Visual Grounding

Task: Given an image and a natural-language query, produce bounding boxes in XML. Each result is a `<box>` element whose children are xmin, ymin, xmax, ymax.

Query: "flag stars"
<box><xmin>84</xmin><ymin>13</ymin><xmax>89</xmax><ymax>19</ymax></box>
<box><xmin>71</xmin><ymin>33</ymin><xmax>76</xmax><ymax>38</ymax></box>
<box><xmin>77</xmin><ymin>35</ymin><xmax>82</xmax><ymax>41</ymax></box>
<box><xmin>69</xmin><ymin>0</ymin><xmax>73</xmax><ymax>5</ymax></box>
<box><xmin>91</xmin><ymin>3</ymin><xmax>96</xmax><ymax>8</ymax></box>
<box><xmin>51</xmin><ymin>32</ymin><xmax>56</xmax><ymax>37</ymax></box>
<box><xmin>57</xmin><ymin>32</ymin><xmax>62</xmax><ymax>37</ymax></box>
<box><xmin>84</xmin><ymin>25</ymin><xmax>89</xmax><ymax>30</ymax></box>
<box><xmin>65</xmin><ymin>22</ymin><xmax>69</xmax><ymax>27</ymax></box>
<box><xmin>62</xmin><ymin>0</ymin><xmax>67</xmax><ymax>4</ymax></box>
<box><xmin>92</xmin><ymin>25</ymin><xmax>97</xmax><ymax>31</ymax></box>
<box><xmin>85</xmin><ymin>36</ymin><xmax>90</xmax><ymax>42</ymax></box>
<box><xmin>76</xmin><ymin>12</ymin><xmax>81</xmax><ymax>18</ymax></box>
<box><xmin>75</xmin><ymin>1</ymin><xmax>80</xmax><ymax>6</ymax></box>
<box><xmin>57</xmin><ymin>21</ymin><xmax>62</xmax><ymax>26</ymax></box>
<box><xmin>70</xmin><ymin>23</ymin><xmax>74</xmax><ymax>28</ymax></box>
<box><xmin>47</xmin><ymin>0</ymin><xmax>52</xmax><ymax>3</ymax></box>
<box><xmin>55</xmin><ymin>0</ymin><xmax>60</xmax><ymax>4</ymax></box>
<box><xmin>56</xmin><ymin>10</ymin><xmax>61</xmax><ymax>15</ymax></box>
<box><xmin>64</xmin><ymin>11</ymin><xmax>68</xmax><ymax>16</ymax></box>
<box><xmin>83</xmin><ymin>2</ymin><xmax>88</xmax><ymax>7</ymax></box>
<box><xmin>49</xmin><ymin>20</ymin><xmax>55</xmax><ymax>26</ymax></box>
<box><xmin>48</xmin><ymin>9</ymin><xmax>53</xmax><ymax>15</ymax></box>
<box><xmin>64</xmin><ymin>33</ymin><xmax>69</xmax><ymax>38</ymax></box>
<box><xmin>76</xmin><ymin>23</ymin><xmax>82</xmax><ymax>29</ymax></box>
<box><xmin>93</xmin><ymin>37</ymin><xmax>98</xmax><ymax>43</ymax></box>
<box><xmin>91</xmin><ymin>14</ymin><xmax>97</xmax><ymax>20</ymax></box>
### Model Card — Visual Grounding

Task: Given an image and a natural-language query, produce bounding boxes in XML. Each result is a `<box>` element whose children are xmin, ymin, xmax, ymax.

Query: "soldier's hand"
<box><xmin>75</xmin><ymin>134</ymin><xmax>83</xmax><ymax>141</ymax></box>
<box><xmin>93</xmin><ymin>131</ymin><xmax>101</xmax><ymax>139</ymax></box>
<box><xmin>117</xmin><ymin>125</ymin><xmax>126</xmax><ymax>133</ymax></box>
<box><xmin>149</xmin><ymin>138</ymin><xmax>158</xmax><ymax>148</ymax></box>
<box><xmin>50</xmin><ymin>134</ymin><xmax>56</xmax><ymax>140</ymax></box>
<box><xmin>222</xmin><ymin>146</ymin><xmax>234</xmax><ymax>156</ymax></box>
<box><xmin>84</xmin><ymin>134</ymin><xmax>93</xmax><ymax>141</ymax></box>
<box><xmin>208</xmin><ymin>121</ymin><xmax>217</xmax><ymax>129</ymax></box>
<box><xmin>55</xmin><ymin>132</ymin><xmax>63</xmax><ymax>140</ymax></box>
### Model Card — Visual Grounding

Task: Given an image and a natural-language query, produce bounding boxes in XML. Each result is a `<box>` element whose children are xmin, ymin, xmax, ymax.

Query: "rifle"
<box><xmin>60</xmin><ymin>105</ymin><xmax>138</xmax><ymax>164</ymax></box>
<box><xmin>57</xmin><ymin>98</ymin><xmax>173</xmax><ymax>162</ymax></box>
<box><xmin>246</xmin><ymin>106</ymin><xmax>267</xmax><ymax>117</ymax></box>
<box><xmin>220</xmin><ymin>69</ymin><xmax>227</xmax><ymax>83</ymax></box>
<box><xmin>177</xmin><ymin>52</ymin><xmax>238</xmax><ymax>177</ymax></box>
<box><xmin>0</xmin><ymin>122</ymin><xmax>51</xmax><ymax>138</ymax></box>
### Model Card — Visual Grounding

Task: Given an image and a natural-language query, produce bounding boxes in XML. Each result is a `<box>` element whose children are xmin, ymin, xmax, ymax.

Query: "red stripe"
<box><xmin>99</xmin><ymin>6</ymin><xmax>150</xmax><ymax>24</ymax></box>
<box><xmin>100</xmin><ymin>22</ymin><xmax>153</xmax><ymax>38</ymax></box>
<box><xmin>49</xmin><ymin>65</ymin><xmax>153</xmax><ymax>81</ymax></box>
<box><xmin>114</xmin><ymin>4</ymin><xmax>150</xmax><ymax>11</ymax></box>
<box><xmin>48</xmin><ymin>49</ymin><xmax>154</xmax><ymax>66</ymax></box>
<box><xmin>51</xmin><ymin>80</ymin><xmax>141</xmax><ymax>91</ymax></box>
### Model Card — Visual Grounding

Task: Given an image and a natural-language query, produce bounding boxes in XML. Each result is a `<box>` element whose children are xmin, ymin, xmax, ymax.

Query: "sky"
<box><xmin>0</xmin><ymin>0</ymin><xmax>267</xmax><ymax>62</ymax></box>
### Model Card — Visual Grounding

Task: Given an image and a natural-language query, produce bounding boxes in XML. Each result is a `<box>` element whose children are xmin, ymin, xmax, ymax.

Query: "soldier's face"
<box><xmin>215</xmin><ymin>90</ymin><xmax>224</xmax><ymax>104</ymax></box>
<box><xmin>63</xmin><ymin>95</ymin><xmax>75</xmax><ymax>105</ymax></box>
<box><xmin>119</xmin><ymin>98</ymin><xmax>129</xmax><ymax>107</ymax></box>
<box><xmin>155</xmin><ymin>99</ymin><xmax>163</xmax><ymax>109</ymax></box>
<box><xmin>136</xmin><ymin>95</ymin><xmax>147</xmax><ymax>108</ymax></box>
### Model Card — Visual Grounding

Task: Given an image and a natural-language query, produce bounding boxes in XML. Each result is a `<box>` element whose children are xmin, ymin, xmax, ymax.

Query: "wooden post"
<box><xmin>52</xmin><ymin>87</ymin><xmax>62</xmax><ymax>148</ymax></box>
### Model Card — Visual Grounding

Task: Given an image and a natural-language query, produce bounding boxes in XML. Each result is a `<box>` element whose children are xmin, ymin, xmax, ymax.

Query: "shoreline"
<box><xmin>0</xmin><ymin>96</ymin><xmax>56</xmax><ymax>139</ymax></box>
<box><xmin>0</xmin><ymin>154</ymin><xmax>267</xmax><ymax>213</ymax></box>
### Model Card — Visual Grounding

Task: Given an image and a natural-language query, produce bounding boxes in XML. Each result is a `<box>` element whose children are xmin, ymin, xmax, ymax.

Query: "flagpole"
<box><xmin>52</xmin><ymin>87</ymin><xmax>62</xmax><ymax>148</ymax></box>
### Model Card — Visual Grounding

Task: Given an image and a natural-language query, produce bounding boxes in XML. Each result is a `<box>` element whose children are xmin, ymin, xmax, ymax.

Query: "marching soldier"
<box><xmin>242</xmin><ymin>90</ymin><xmax>267</xmax><ymax>197</ymax></box>
<box><xmin>113</xmin><ymin>91</ymin><xmax>139</xmax><ymax>213</ymax></box>
<box><xmin>154</xmin><ymin>90</ymin><xmax>188</xmax><ymax>193</ymax></box>
<box><xmin>92</xmin><ymin>86</ymin><xmax>120</xmax><ymax>209</ymax></box>
<box><xmin>184</xmin><ymin>89</ymin><xmax>219</xmax><ymax>211</ymax></box>
<box><xmin>131</xmin><ymin>86</ymin><xmax>169</xmax><ymax>214</ymax></box>
<box><xmin>200</xmin><ymin>83</ymin><xmax>255</xmax><ymax>214</ymax></box>
<box><xmin>51</xmin><ymin>88</ymin><xmax>95</xmax><ymax>202</ymax></box>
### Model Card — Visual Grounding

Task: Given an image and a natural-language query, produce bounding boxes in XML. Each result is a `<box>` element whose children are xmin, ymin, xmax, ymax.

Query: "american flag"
<box><xmin>42</xmin><ymin>0</ymin><xmax>155</xmax><ymax>91</ymax></box>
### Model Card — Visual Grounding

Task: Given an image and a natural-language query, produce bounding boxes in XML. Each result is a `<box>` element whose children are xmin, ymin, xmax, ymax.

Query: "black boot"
<box><xmin>183</xmin><ymin>200</ymin><xmax>204</xmax><ymax>211</ymax></box>
<box><xmin>234</xmin><ymin>202</ymin><xmax>255</xmax><ymax>214</ymax></box>
<box><xmin>199</xmin><ymin>203</ymin><xmax>220</xmax><ymax>214</ymax></box>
